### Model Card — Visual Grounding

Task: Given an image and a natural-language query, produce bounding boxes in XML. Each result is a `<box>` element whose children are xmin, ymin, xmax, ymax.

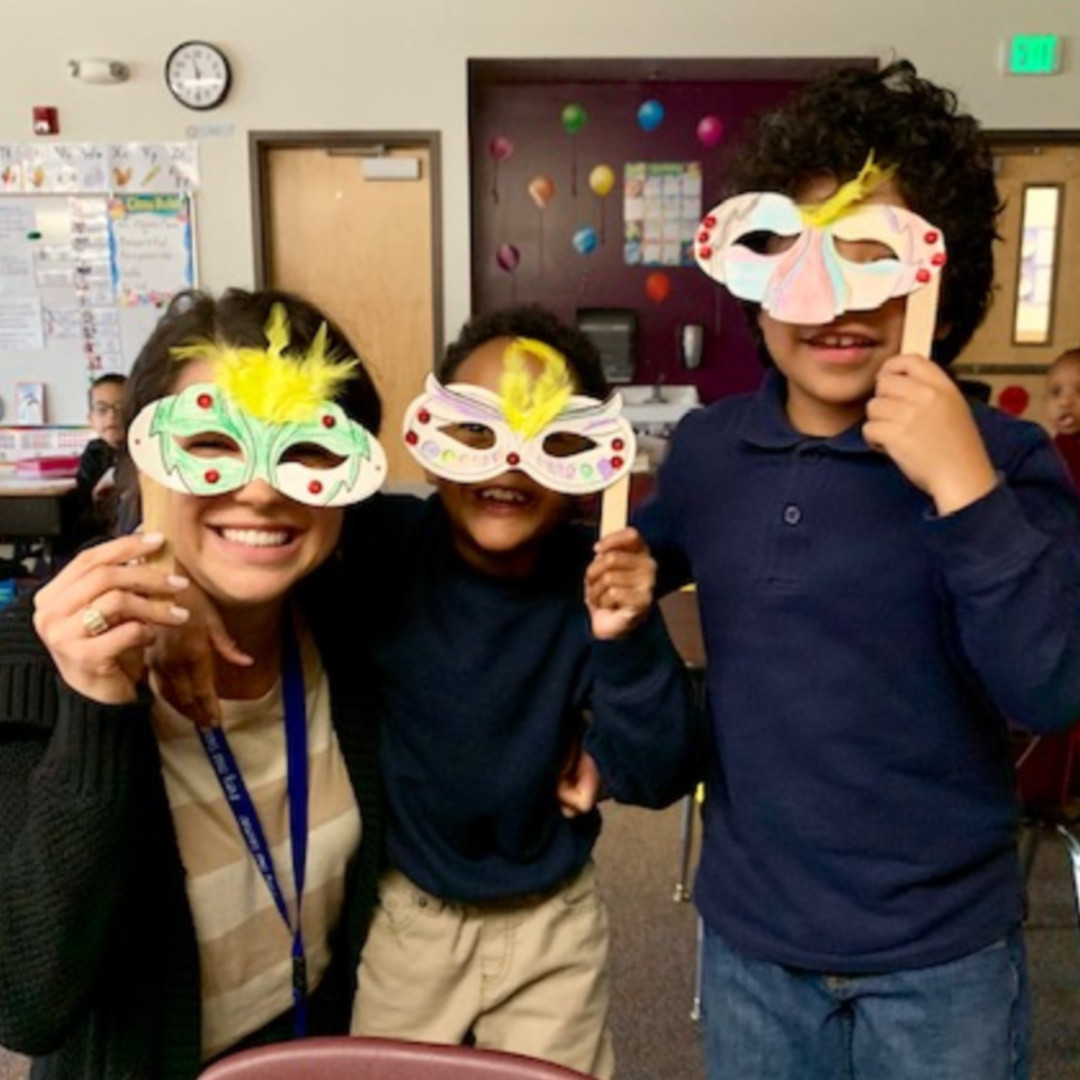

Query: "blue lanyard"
<box><xmin>197</xmin><ymin>617</ymin><xmax>310</xmax><ymax>1036</ymax></box>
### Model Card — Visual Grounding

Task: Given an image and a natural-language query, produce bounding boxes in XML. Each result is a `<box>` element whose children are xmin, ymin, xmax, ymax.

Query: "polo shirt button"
<box><xmin>783</xmin><ymin>504</ymin><xmax>802</xmax><ymax>525</ymax></box>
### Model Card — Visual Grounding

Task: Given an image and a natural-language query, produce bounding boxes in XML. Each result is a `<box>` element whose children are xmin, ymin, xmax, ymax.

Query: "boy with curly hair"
<box><xmin>638</xmin><ymin>61</ymin><xmax>1080</xmax><ymax>1080</ymax></box>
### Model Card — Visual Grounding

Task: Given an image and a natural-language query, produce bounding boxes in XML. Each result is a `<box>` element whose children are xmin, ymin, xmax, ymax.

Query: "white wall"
<box><xmin>3</xmin><ymin>0</ymin><xmax>1079</xmax><ymax>363</ymax></box>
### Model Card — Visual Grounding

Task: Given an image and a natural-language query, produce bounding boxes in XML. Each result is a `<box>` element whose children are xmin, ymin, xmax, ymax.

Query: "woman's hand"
<box><xmin>584</xmin><ymin>526</ymin><xmax>657</xmax><ymax>640</ymax></box>
<box><xmin>146</xmin><ymin>577</ymin><xmax>252</xmax><ymax>727</ymax></box>
<box><xmin>32</xmin><ymin>533</ymin><xmax>193</xmax><ymax>705</ymax></box>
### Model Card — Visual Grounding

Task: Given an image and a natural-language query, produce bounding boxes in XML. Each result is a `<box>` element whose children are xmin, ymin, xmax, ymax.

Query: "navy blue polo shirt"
<box><xmin>637</xmin><ymin>369</ymin><xmax>1080</xmax><ymax>973</ymax></box>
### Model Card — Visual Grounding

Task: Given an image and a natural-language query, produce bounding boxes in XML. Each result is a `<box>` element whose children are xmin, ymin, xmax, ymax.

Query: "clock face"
<box><xmin>165</xmin><ymin>41</ymin><xmax>231</xmax><ymax>111</ymax></box>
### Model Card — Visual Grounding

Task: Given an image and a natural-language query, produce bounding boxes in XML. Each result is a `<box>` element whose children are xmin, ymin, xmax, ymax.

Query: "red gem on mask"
<box><xmin>418</xmin><ymin>410</ymin><xmax>431</xmax><ymax>424</ymax></box>
<box><xmin>704</xmin><ymin>215</ymin><xmax>716</xmax><ymax>227</ymax></box>
<box><xmin>204</xmin><ymin>469</ymin><xmax>220</xmax><ymax>484</ymax></box>
<box><xmin>322</xmin><ymin>415</ymin><xmax>336</xmax><ymax>428</ymax></box>
<box><xmin>507</xmin><ymin>452</ymin><xmax>520</xmax><ymax>466</ymax></box>
<box><xmin>405</xmin><ymin>431</ymin><xmax>418</xmax><ymax>445</ymax></box>
<box><xmin>613</xmin><ymin>438</ymin><xmax>625</xmax><ymax>451</ymax></box>
<box><xmin>697</xmin><ymin>231</ymin><xmax>710</xmax><ymax>244</ymax></box>
<box><xmin>916</xmin><ymin>268</ymin><xmax>931</xmax><ymax>283</ymax></box>
<box><xmin>924</xmin><ymin>230</ymin><xmax>939</xmax><ymax>244</ymax></box>
<box><xmin>611</xmin><ymin>456</ymin><xmax>624</xmax><ymax>469</ymax></box>
<box><xmin>699</xmin><ymin>246</ymin><xmax>713</xmax><ymax>259</ymax></box>
<box><xmin>931</xmin><ymin>252</ymin><xmax>946</xmax><ymax>267</ymax></box>
<box><xmin>197</xmin><ymin>393</ymin><xmax>212</xmax><ymax>409</ymax></box>
<box><xmin>308</xmin><ymin>480</ymin><xmax>323</xmax><ymax>495</ymax></box>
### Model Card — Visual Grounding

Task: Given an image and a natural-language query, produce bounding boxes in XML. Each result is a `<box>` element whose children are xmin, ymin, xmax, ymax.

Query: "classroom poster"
<box><xmin>623</xmin><ymin>161</ymin><xmax>702</xmax><ymax>268</ymax></box>
<box><xmin>108</xmin><ymin>194</ymin><xmax>194</xmax><ymax>307</ymax></box>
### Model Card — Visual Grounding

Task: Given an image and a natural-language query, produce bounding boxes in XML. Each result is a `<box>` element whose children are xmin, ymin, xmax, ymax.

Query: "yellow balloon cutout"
<box><xmin>588</xmin><ymin>165</ymin><xmax>616</xmax><ymax>198</ymax></box>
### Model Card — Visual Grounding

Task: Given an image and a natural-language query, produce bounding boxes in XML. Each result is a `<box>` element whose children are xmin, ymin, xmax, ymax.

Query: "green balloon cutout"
<box><xmin>561</xmin><ymin>103</ymin><xmax>587</xmax><ymax>135</ymax></box>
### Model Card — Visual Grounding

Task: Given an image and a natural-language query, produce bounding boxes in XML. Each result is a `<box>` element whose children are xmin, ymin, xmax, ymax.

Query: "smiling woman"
<box><xmin>0</xmin><ymin>288</ymin><xmax>387</xmax><ymax>1080</ymax></box>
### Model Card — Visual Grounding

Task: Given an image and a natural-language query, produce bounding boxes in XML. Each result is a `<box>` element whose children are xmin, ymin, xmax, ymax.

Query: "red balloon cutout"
<box><xmin>997</xmin><ymin>385</ymin><xmax>1029</xmax><ymax>417</ymax></box>
<box><xmin>645</xmin><ymin>271</ymin><xmax>671</xmax><ymax>304</ymax></box>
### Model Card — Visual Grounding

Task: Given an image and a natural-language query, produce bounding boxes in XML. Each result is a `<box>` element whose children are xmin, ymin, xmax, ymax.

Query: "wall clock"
<box><xmin>165</xmin><ymin>41</ymin><xmax>232</xmax><ymax>111</ymax></box>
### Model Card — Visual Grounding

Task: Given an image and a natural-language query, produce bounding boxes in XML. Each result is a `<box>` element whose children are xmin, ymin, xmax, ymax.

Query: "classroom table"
<box><xmin>0</xmin><ymin>475</ymin><xmax>77</xmax><ymax>572</ymax></box>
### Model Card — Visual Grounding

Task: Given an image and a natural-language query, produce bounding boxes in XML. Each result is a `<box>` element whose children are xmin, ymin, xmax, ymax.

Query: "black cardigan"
<box><xmin>0</xmin><ymin>564</ymin><xmax>381</xmax><ymax>1080</ymax></box>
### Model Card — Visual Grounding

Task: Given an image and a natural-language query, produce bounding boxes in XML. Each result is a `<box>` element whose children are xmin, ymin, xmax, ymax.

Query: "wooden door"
<box><xmin>955</xmin><ymin>138</ymin><xmax>1080</xmax><ymax>431</ymax></box>
<box><xmin>253</xmin><ymin>135</ymin><xmax>442</xmax><ymax>484</ymax></box>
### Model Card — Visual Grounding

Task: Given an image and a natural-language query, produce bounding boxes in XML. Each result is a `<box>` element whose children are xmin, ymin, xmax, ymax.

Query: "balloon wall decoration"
<box><xmin>496</xmin><ymin>243</ymin><xmax>520</xmax><ymax>303</ymax></box>
<box><xmin>527</xmin><ymin>175</ymin><xmax>555</xmax><ymax>209</ymax></box>
<box><xmin>488</xmin><ymin>136</ymin><xmax>514</xmax><ymax>204</ymax></box>
<box><xmin>527</xmin><ymin>175</ymin><xmax>555</xmax><ymax>276</ymax></box>
<box><xmin>561</xmin><ymin>103</ymin><xmax>588</xmax><ymax>197</ymax></box>
<box><xmin>572</xmin><ymin>226</ymin><xmax>598</xmax><ymax>305</ymax></box>
<box><xmin>645</xmin><ymin>270</ymin><xmax>672</xmax><ymax>304</ymax></box>
<box><xmin>637</xmin><ymin>99</ymin><xmax>665</xmax><ymax>133</ymax></box>
<box><xmin>696</xmin><ymin>115</ymin><xmax>724</xmax><ymax>149</ymax></box>
<box><xmin>573</xmin><ymin>227</ymin><xmax>598</xmax><ymax>256</ymax></box>
<box><xmin>588</xmin><ymin>164</ymin><xmax>616</xmax><ymax>245</ymax></box>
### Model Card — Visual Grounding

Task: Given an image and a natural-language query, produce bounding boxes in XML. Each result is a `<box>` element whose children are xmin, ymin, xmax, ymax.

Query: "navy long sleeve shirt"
<box><xmin>342</xmin><ymin>494</ymin><xmax>700</xmax><ymax>903</ymax></box>
<box><xmin>636</xmin><ymin>370</ymin><xmax>1080</xmax><ymax>974</ymax></box>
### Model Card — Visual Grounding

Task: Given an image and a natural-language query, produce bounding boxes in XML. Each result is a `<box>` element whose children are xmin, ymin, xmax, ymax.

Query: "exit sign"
<box><xmin>1007</xmin><ymin>34</ymin><xmax>1063</xmax><ymax>75</ymax></box>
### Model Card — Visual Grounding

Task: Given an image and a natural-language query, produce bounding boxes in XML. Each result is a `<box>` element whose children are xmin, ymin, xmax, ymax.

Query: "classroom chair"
<box><xmin>1013</xmin><ymin>726</ymin><xmax>1080</xmax><ymax>957</ymax></box>
<box><xmin>197</xmin><ymin>1037</ymin><xmax>595</xmax><ymax>1080</ymax></box>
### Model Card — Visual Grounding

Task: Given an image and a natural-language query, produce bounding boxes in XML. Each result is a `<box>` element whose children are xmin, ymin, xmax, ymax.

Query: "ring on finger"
<box><xmin>81</xmin><ymin>606</ymin><xmax>111</xmax><ymax>638</ymax></box>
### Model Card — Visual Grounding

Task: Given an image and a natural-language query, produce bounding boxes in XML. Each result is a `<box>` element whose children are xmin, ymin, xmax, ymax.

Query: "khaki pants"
<box><xmin>351</xmin><ymin>860</ymin><xmax>615</xmax><ymax>1079</ymax></box>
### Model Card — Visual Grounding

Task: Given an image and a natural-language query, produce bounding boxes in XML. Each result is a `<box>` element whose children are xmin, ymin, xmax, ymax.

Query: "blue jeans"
<box><xmin>702</xmin><ymin>923</ymin><xmax>1029</xmax><ymax>1080</ymax></box>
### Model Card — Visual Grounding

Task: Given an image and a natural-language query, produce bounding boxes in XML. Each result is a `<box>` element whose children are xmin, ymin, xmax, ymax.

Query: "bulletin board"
<box><xmin>0</xmin><ymin>141</ymin><xmax>199</xmax><ymax>429</ymax></box>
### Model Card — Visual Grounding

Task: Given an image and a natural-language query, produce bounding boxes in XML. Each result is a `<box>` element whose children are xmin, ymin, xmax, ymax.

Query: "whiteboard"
<box><xmin>0</xmin><ymin>193</ymin><xmax>195</xmax><ymax>427</ymax></box>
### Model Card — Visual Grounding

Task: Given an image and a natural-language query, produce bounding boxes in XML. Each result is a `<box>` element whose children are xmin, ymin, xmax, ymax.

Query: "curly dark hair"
<box><xmin>728</xmin><ymin>60</ymin><xmax>1002</xmax><ymax>366</ymax></box>
<box><xmin>440</xmin><ymin>304</ymin><xmax>609</xmax><ymax>399</ymax></box>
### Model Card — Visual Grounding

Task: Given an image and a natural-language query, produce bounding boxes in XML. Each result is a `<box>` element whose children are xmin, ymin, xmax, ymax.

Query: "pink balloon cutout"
<box><xmin>489</xmin><ymin>136</ymin><xmax>514</xmax><ymax>162</ymax></box>
<box><xmin>496</xmin><ymin>244</ymin><xmax>520</xmax><ymax>273</ymax></box>
<box><xmin>696</xmin><ymin>116</ymin><xmax>724</xmax><ymax>149</ymax></box>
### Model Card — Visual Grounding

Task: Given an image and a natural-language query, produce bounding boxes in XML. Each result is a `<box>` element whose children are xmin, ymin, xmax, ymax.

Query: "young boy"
<box><xmin>59</xmin><ymin>373</ymin><xmax>128</xmax><ymax>554</ymax></box>
<box><xmin>637</xmin><ymin>62</ymin><xmax>1080</xmax><ymax>1080</ymax></box>
<box><xmin>1046</xmin><ymin>346</ymin><xmax>1080</xmax><ymax>490</ymax></box>
<box><xmin>342</xmin><ymin>306</ymin><xmax>698</xmax><ymax>1077</ymax></box>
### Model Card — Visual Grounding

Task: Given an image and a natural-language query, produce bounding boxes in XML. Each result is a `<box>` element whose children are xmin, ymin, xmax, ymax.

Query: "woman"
<box><xmin>0</xmin><ymin>288</ymin><xmax>385</xmax><ymax>1080</ymax></box>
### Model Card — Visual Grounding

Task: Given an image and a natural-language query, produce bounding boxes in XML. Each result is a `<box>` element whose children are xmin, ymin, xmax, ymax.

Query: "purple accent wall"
<box><xmin>469</xmin><ymin>77</ymin><xmax>807</xmax><ymax>404</ymax></box>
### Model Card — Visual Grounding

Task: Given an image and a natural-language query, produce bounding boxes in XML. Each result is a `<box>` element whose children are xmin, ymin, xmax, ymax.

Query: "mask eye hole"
<box><xmin>176</xmin><ymin>432</ymin><xmax>243</xmax><ymax>459</ymax></box>
<box><xmin>542</xmin><ymin>432</ymin><xmax>597</xmax><ymax>459</ymax></box>
<box><xmin>440</xmin><ymin>422</ymin><xmax>496</xmax><ymax>450</ymax></box>
<box><xmin>279</xmin><ymin>442</ymin><xmax>347</xmax><ymax>470</ymax></box>
<box><xmin>834</xmin><ymin>237</ymin><xmax>897</xmax><ymax>264</ymax></box>
<box><xmin>735</xmin><ymin>230</ymin><xmax>798</xmax><ymax>255</ymax></box>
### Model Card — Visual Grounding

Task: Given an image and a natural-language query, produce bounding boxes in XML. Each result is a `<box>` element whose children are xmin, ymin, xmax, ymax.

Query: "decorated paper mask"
<box><xmin>401</xmin><ymin>338</ymin><xmax>636</xmax><ymax>495</ymax></box>
<box><xmin>128</xmin><ymin>305</ymin><xmax>386</xmax><ymax>507</ymax></box>
<box><xmin>694</xmin><ymin>156</ymin><xmax>947</xmax><ymax>326</ymax></box>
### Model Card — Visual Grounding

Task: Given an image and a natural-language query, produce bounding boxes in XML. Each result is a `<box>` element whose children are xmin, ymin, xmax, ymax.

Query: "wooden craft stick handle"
<box><xmin>900</xmin><ymin>277</ymin><xmax>941</xmax><ymax>359</ymax></box>
<box><xmin>138</xmin><ymin>475</ymin><xmax>174</xmax><ymax>574</ymax></box>
<box><xmin>599</xmin><ymin>474</ymin><xmax>630</xmax><ymax>538</ymax></box>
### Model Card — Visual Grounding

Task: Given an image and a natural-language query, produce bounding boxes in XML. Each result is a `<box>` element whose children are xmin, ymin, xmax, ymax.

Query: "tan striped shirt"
<box><xmin>153</xmin><ymin>623</ymin><xmax>361</xmax><ymax>1060</ymax></box>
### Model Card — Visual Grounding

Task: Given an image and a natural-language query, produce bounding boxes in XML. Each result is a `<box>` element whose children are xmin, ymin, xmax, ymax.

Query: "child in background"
<box><xmin>58</xmin><ymin>374</ymin><xmax>129</xmax><ymax>554</ymax></box>
<box><xmin>638</xmin><ymin>61</ymin><xmax>1080</xmax><ymax>1080</ymax></box>
<box><xmin>344</xmin><ymin>305</ymin><xmax>699</xmax><ymax>1077</ymax></box>
<box><xmin>78</xmin><ymin>373</ymin><xmax>127</xmax><ymax>508</ymax></box>
<box><xmin>1046</xmin><ymin>346</ymin><xmax>1080</xmax><ymax>491</ymax></box>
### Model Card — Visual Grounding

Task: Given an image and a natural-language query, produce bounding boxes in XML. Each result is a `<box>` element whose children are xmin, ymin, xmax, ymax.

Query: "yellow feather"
<box><xmin>170</xmin><ymin>302</ymin><xmax>357</xmax><ymax>423</ymax></box>
<box><xmin>499</xmin><ymin>337</ymin><xmax>573</xmax><ymax>439</ymax></box>
<box><xmin>800</xmin><ymin>152</ymin><xmax>898</xmax><ymax>228</ymax></box>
